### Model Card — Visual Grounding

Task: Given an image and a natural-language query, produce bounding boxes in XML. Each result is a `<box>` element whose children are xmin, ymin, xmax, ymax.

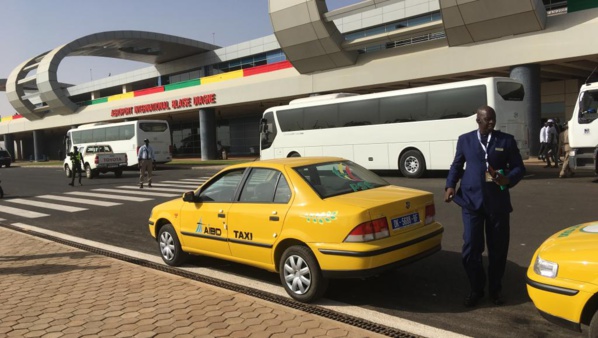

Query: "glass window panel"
<box><xmin>274</xmin><ymin>175</ymin><xmax>291</xmax><ymax>203</ymax></box>
<box><xmin>105</xmin><ymin>126</ymin><xmax>119</xmax><ymax>141</ymax></box>
<box><xmin>239</xmin><ymin>168</ymin><xmax>280</xmax><ymax>203</ymax></box>
<box><xmin>278</xmin><ymin>108</ymin><xmax>304</xmax><ymax>132</ymax></box>
<box><xmin>199</xmin><ymin>169</ymin><xmax>244</xmax><ymax>202</ymax></box>
<box><xmin>92</xmin><ymin>128</ymin><xmax>106</xmax><ymax>142</ymax></box>
<box><xmin>427</xmin><ymin>86</ymin><xmax>486</xmax><ymax>120</ymax></box>
<box><xmin>304</xmin><ymin>104</ymin><xmax>338</xmax><ymax>129</ymax></box>
<box><xmin>380</xmin><ymin>93</ymin><xmax>426</xmax><ymax>123</ymax></box>
<box><xmin>120</xmin><ymin>125</ymin><xmax>135</xmax><ymax>140</ymax></box>
<box><xmin>339</xmin><ymin>99</ymin><xmax>379</xmax><ymax>126</ymax></box>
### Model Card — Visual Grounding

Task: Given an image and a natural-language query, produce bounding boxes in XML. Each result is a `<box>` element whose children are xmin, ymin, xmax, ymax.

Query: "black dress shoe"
<box><xmin>490</xmin><ymin>292</ymin><xmax>505</xmax><ymax>306</ymax></box>
<box><xmin>464</xmin><ymin>292</ymin><xmax>484</xmax><ymax>307</ymax></box>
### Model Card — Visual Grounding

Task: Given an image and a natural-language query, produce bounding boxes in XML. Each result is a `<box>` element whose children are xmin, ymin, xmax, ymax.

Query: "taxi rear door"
<box><xmin>227</xmin><ymin>168</ymin><xmax>292</xmax><ymax>266</ymax></box>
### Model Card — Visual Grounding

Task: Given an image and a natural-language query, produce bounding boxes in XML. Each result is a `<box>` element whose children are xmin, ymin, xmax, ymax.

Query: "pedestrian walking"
<box><xmin>138</xmin><ymin>139</ymin><xmax>155</xmax><ymax>189</ymax></box>
<box><xmin>444</xmin><ymin>105</ymin><xmax>526</xmax><ymax>307</ymax></box>
<box><xmin>538</xmin><ymin>122</ymin><xmax>548</xmax><ymax>161</ymax></box>
<box><xmin>544</xmin><ymin>119</ymin><xmax>559</xmax><ymax>168</ymax></box>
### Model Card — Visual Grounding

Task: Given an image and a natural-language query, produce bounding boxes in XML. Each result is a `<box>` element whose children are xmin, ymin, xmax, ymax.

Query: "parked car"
<box><xmin>526</xmin><ymin>221</ymin><xmax>598</xmax><ymax>336</ymax></box>
<box><xmin>148</xmin><ymin>157</ymin><xmax>444</xmax><ymax>302</ymax></box>
<box><xmin>0</xmin><ymin>149</ymin><xmax>12</xmax><ymax>167</ymax></box>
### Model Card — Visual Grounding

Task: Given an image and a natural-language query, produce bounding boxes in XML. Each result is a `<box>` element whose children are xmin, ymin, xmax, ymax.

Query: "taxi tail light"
<box><xmin>425</xmin><ymin>204</ymin><xmax>435</xmax><ymax>225</ymax></box>
<box><xmin>344</xmin><ymin>217</ymin><xmax>390</xmax><ymax>242</ymax></box>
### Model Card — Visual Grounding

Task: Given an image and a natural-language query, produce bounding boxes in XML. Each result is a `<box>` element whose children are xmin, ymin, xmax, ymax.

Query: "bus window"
<box><xmin>140</xmin><ymin>122</ymin><xmax>168</xmax><ymax>132</ymax></box>
<box><xmin>380</xmin><ymin>93</ymin><xmax>425</xmax><ymax>123</ymax></box>
<box><xmin>339</xmin><ymin>99</ymin><xmax>378</xmax><ymax>126</ymax></box>
<box><xmin>278</xmin><ymin>108</ymin><xmax>304</xmax><ymax>131</ymax></box>
<box><xmin>304</xmin><ymin>104</ymin><xmax>337</xmax><ymax>129</ymax></box>
<box><xmin>497</xmin><ymin>82</ymin><xmax>525</xmax><ymax>101</ymax></box>
<box><xmin>427</xmin><ymin>86</ymin><xmax>486</xmax><ymax>120</ymax></box>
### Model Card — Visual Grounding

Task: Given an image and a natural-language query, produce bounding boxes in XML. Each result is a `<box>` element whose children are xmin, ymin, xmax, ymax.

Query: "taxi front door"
<box><xmin>178</xmin><ymin>169</ymin><xmax>245</xmax><ymax>257</ymax></box>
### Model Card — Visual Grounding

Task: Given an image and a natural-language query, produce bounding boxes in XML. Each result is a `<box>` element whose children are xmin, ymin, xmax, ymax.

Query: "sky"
<box><xmin>0</xmin><ymin>0</ymin><xmax>357</xmax><ymax>118</ymax></box>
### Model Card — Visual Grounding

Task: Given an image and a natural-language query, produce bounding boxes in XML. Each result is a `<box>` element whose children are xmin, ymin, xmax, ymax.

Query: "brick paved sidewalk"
<box><xmin>0</xmin><ymin>227</ymin><xmax>383</xmax><ymax>338</ymax></box>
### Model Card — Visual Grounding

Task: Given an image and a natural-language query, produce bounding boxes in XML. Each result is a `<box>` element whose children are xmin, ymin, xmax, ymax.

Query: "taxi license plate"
<box><xmin>391</xmin><ymin>212</ymin><xmax>420</xmax><ymax>230</ymax></box>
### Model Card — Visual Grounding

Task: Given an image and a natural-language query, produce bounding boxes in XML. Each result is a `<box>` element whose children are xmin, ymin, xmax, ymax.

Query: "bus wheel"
<box><xmin>289</xmin><ymin>152</ymin><xmax>301</xmax><ymax>158</ymax></box>
<box><xmin>114</xmin><ymin>169</ymin><xmax>123</xmax><ymax>178</ymax></box>
<box><xmin>65</xmin><ymin>165</ymin><xmax>72</xmax><ymax>178</ymax></box>
<box><xmin>85</xmin><ymin>164</ymin><xmax>94</xmax><ymax>179</ymax></box>
<box><xmin>399</xmin><ymin>150</ymin><xmax>426</xmax><ymax>178</ymax></box>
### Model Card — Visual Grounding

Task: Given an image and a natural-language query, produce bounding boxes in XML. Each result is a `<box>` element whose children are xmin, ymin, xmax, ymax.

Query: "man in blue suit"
<box><xmin>444</xmin><ymin>105</ymin><xmax>525</xmax><ymax>307</ymax></box>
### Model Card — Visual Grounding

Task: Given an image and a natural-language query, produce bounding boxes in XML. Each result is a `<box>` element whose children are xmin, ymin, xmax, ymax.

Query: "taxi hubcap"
<box><xmin>283</xmin><ymin>255</ymin><xmax>311</xmax><ymax>294</ymax></box>
<box><xmin>160</xmin><ymin>232</ymin><xmax>175</xmax><ymax>261</ymax></box>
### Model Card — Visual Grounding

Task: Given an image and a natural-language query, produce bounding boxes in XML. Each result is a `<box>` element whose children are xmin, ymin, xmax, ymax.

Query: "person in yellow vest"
<box><xmin>68</xmin><ymin>146</ymin><xmax>83</xmax><ymax>186</ymax></box>
<box><xmin>138</xmin><ymin>139</ymin><xmax>155</xmax><ymax>188</ymax></box>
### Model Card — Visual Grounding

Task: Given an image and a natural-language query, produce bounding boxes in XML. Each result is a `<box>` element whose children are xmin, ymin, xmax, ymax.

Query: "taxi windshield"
<box><xmin>294</xmin><ymin>160</ymin><xmax>389</xmax><ymax>198</ymax></box>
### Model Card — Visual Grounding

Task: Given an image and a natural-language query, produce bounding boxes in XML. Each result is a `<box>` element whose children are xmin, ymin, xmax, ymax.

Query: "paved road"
<box><xmin>0</xmin><ymin>161</ymin><xmax>595</xmax><ymax>337</ymax></box>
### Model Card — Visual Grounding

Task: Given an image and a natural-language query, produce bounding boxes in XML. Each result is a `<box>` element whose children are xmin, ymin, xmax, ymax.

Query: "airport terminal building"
<box><xmin>1</xmin><ymin>0</ymin><xmax>597</xmax><ymax>162</ymax></box>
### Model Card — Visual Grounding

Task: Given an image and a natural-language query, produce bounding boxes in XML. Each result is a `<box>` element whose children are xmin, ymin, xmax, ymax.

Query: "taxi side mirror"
<box><xmin>183</xmin><ymin>191</ymin><xmax>197</xmax><ymax>203</ymax></box>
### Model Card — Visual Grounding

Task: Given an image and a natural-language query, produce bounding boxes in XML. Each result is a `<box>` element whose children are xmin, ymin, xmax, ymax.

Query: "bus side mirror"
<box><xmin>260</xmin><ymin>119</ymin><xmax>268</xmax><ymax>133</ymax></box>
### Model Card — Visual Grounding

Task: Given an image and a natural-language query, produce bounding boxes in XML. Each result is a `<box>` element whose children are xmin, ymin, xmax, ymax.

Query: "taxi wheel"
<box><xmin>279</xmin><ymin>246</ymin><xmax>328</xmax><ymax>303</ymax></box>
<box><xmin>158</xmin><ymin>224</ymin><xmax>188</xmax><ymax>266</ymax></box>
<box><xmin>590</xmin><ymin>310</ymin><xmax>598</xmax><ymax>337</ymax></box>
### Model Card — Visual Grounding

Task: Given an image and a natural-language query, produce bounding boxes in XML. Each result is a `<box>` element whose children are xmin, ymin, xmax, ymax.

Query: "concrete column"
<box><xmin>199</xmin><ymin>108</ymin><xmax>217</xmax><ymax>160</ymax></box>
<box><xmin>3</xmin><ymin>134</ymin><xmax>15</xmax><ymax>161</ymax></box>
<box><xmin>510</xmin><ymin>64</ymin><xmax>541</xmax><ymax>157</ymax></box>
<box><xmin>33</xmin><ymin>130</ymin><xmax>42</xmax><ymax>161</ymax></box>
<box><xmin>16</xmin><ymin>139</ymin><xmax>23</xmax><ymax>161</ymax></box>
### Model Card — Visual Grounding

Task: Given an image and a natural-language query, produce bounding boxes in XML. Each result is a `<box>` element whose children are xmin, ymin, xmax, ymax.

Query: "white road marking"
<box><xmin>0</xmin><ymin>205</ymin><xmax>48</xmax><ymax>218</ymax></box>
<box><xmin>65</xmin><ymin>191</ymin><xmax>151</xmax><ymax>202</ymax></box>
<box><xmin>6</xmin><ymin>198</ymin><xmax>87</xmax><ymax>212</ymax></box>
<box><xmin>180</xmin><ymin>178</ymin><xmax>208</xmax><ymax>182</ymax></box>
<box><xmin>118</xmin><ymin>186</ymin><xmax>188</xmax><ymax>193</ymax></box>
<box><xmin>149</xmin><ymin>183</ymin><xmax>198</xmax><ymax>189</ymax></box>
<box><xmin>37</xmin><ymin>195</ymin><xmax>121</xmax><ymax>207</ymax></box>
<box><xmin>93</xmin><ymin>188</ymin><xmax>179</xmax><ymax>198</ymax></box>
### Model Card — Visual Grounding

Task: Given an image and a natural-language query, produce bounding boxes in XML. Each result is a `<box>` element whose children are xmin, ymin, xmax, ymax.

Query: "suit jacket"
<box><xmin>446</xmin><ymin>130</ymin><xmax>525</xmax><ymax>214</ymax></box>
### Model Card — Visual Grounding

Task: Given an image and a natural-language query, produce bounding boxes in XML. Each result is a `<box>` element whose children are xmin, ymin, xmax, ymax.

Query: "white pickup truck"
<box><xmin>64</xmin><ymin>145</ymin><xmax>128</xmax><ymax>179</ymax></box>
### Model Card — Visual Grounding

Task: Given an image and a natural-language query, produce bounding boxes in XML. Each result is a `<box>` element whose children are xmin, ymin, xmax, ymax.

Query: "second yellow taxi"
<box><xmin>148</xmin><ymin>157</ymin><xmax>444</xmax><ymax>302</ymax></box>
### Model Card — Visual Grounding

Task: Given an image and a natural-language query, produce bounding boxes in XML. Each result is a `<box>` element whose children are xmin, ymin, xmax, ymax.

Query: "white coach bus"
<box><xmin>65</xmin><ymin>120</ymin><xmax>172</xmax><ymax>167</ymax></box>
<box><xmin>259</xmin><ymin>77</ymin><xmax>529</xmax><ymax>178</ymax></box>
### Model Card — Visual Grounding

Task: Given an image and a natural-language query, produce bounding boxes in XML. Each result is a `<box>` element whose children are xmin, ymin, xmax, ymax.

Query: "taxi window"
<box><xmin>294</xmin><ymin>160</ymin><xmax>388</xmax><ymax>198</ymax></box>
<box><xmin>199</xmin><ymin>169</ymin><xmax>244</xmax><ymax>202</ymax></box>
<box><xmin>239</xmin><ymin>168</ymin><xmax>290</xmax><ymax>203</ymax></box>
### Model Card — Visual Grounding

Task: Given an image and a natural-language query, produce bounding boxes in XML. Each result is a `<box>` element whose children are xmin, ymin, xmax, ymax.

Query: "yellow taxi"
<box><xmin>526</xmin><ymin>221</ymin><xmax>598</xmax><ymax>336</ymax></box>
<box><xmin>148</xmin><ymin>157</ymin><xmax>443</xmax><ymax>302</ymax></box>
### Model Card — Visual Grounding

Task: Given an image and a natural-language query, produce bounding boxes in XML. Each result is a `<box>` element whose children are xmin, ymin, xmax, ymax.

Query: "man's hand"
<box><xmin>492</xmin><ymin>170</ymin><xmax>509</xmax><ymax>187</ymax></box>
<box><xmin>444</xmin><ymin>187</ymin><xmax>455</xmax><ymax>203</ymax></box>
